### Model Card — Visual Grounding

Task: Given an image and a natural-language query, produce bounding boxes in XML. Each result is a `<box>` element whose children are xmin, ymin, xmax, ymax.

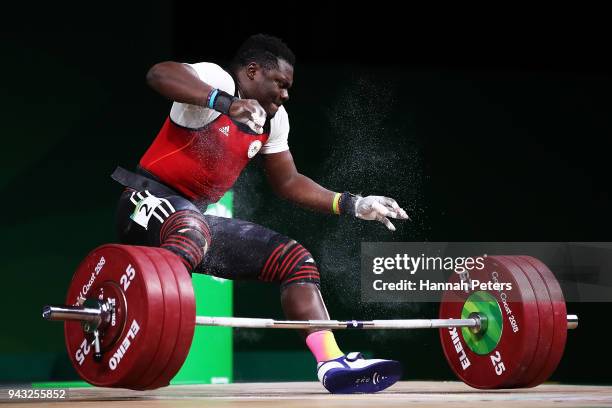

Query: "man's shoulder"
<box><xmin>271</xmin><ymin>105</ymin><xmax>289</xmax><ymax>125</ymax></box>
<box><xmin>269</xmin><ymin>105</ymin><xmax>289</xmax><ymax>138</ymax></box>
<box><xmin>188</xmin><ymin>62</ymin><xmax>235</xmax><ymax>95</ymax></box>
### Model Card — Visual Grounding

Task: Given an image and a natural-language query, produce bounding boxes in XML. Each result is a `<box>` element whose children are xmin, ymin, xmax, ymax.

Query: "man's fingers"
<box><xmin>239</xmin><ymin>101</ymin><xmax>266</xmax><ymax>132</ymax></box>
<box><xmin>398</xmin><ymin>208</ymin><xmax>411</xmax><ymax>220</ymax></box>
<box><xmin>382</xmin><ymin>197</ymin><xmax>398</xmax><ymax>208</ymax></box>
<box><xmin>251</xmin><ymin>105</ymin><xmax>266</xmax><ymax>127</ymax></box>
<box><xmin>245</xmin><ymin>120</ymin><xmax>263</xmax><ymax>134</ymax></box>
<box><xmin>356</xmin><ymin>196</ymin><xmax>411</xmax><ymax>225</ymax></box>
<box><xmin>382</xmin><ymin>197</ymin><xmax>410</xmax><ymax>220</ymax></box>
<box><xmin>377</xmin><ymin>215</ymin><xmax>396</xmax><ymax>231</ymax></box>
<box><xmin>252</xmin><ymin>113</ymin><xmax>265</xmax><ymax>128</ymax></box>
<box><xmin>372</xmin><ymin>200</ymin><xmax>408</xmax><ymax>220</ymax></box>
<box><xmin>371</xmin><ymin>201</ymin><xmax>395</xmax><ymax>218</ymax></box>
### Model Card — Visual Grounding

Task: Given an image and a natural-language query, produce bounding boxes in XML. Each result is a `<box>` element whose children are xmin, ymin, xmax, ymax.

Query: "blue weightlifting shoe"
<box><xmin>317</xmin><ymin>352</ymin><xmax>402</xmax><ymax>394</ymax></box>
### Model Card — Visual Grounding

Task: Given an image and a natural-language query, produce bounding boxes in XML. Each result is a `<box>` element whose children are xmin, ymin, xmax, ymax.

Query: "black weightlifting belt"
<box><xmin>111</xmin><ymin>166</ymin><xmax>180</xmax><ymax>197</ymax></box>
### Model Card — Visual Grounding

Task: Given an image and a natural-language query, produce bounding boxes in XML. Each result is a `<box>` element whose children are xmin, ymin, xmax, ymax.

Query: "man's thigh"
<box><xmin>196</xmin><ymin>215</ymin><xmax>288</xmax><ymax>280</ymax></box>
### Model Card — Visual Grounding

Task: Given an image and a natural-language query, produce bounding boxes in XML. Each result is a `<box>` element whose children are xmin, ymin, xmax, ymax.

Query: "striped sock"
<box><xmin>306</xmin><ymin>330</ymin><xmax>344</xmax><ymax>362</ymax></box>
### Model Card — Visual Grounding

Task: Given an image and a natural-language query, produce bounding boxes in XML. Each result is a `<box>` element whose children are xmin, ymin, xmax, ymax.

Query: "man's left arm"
<box><xmin>263</xmin><ymin>151</ymin><xmax>410</xmax><ymax>231</ymax></box>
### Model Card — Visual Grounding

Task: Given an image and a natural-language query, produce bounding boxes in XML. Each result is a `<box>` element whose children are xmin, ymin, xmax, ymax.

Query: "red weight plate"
<box><xmin>487</xmin><ymin>256</ymin><xmax>540</xmax><ymax>387</ymax></box>
<box><xmin>122</xmin><ymin>246</ymin><xmax>181</xmax><ymax>390</ymax></box>
<box><xmin>144</xmin><ymin>247</ymin><xmax>195</xmax><ymax>389</ymax></box>
<box><xmin>500</xmin><ymin>256</ymin><xmax>553</xmax><ymax>388</ymax></box>
<box><xmin>107</xmin><ymin>245</ymin><xmax>165</xmax><ymax>388</ymax></box>
<box><xmin>64</xmin><ymin>244</ymin><xmax>165</xmax><ymax>388</ymax></box>
<box><xmin>518</xmin><ymin>255</ymin><xmax>567</xmax><ymax>386</ymax></box>
<box><xmin>439</xmin><ymin>255</ymin><xmax>540</xmax><ymax>388</ymax></box>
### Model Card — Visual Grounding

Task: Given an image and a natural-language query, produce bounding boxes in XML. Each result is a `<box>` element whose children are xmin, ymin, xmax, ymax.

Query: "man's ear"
<box><xmin>246</xmin><ymin>62</ymin><xmax>260</xmax><ymax>80</ymax></box>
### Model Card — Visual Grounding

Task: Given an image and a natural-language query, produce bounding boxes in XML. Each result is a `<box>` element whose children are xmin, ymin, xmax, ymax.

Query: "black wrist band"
<box><xmin>213</xmin><ymin>90</ymin><xmax>237</xmax><ymax>115</ymax></box>
<box><xmin>339</xmin><ymin>192</ymin><xmax>358</xmax><ymax>216</ymax></box>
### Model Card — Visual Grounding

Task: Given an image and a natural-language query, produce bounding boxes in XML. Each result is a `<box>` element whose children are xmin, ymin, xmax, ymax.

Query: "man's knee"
<box><xmin>260</xmin><ymin>240</ymin><xmax>321</xmax><ymax>288</ymax></box>
<box><xmin>160</xmin><ymin>209</ymin><xmax>211</xmax><ymax>272</ymax></box>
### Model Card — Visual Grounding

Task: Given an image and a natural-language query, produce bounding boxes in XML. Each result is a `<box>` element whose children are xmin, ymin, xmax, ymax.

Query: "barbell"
<box><xmin>42</xmin><ymin>244</ymin><xmax>578</xmax><ymax>390</ymax></box>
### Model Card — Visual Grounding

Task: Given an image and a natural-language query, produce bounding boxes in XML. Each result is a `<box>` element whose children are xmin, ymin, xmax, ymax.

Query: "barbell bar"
<box><xmin>43</xmin><ymin>305</ymin><xmax>578</xmax><ymax>331</ymax></box>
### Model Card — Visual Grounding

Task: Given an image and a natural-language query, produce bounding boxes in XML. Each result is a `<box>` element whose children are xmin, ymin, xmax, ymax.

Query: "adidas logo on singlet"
<box><xmin>219</xmin><ymin>125</ymin><xmax>230</xmax><ymax>136</ymax></box>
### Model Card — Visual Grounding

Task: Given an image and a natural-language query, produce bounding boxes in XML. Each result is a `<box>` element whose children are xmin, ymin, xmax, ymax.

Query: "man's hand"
<box><xmin>354</xmin><ymin>196</ymin><xmax>410</xmax><ymax>231</ymax></box>
<box><xmin>229</xmin><ymin>99</ymin><xmax>266</xmax><ymax>134</ymax></box>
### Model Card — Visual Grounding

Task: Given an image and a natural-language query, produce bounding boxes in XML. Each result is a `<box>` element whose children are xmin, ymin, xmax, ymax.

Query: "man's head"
<box><xmin>231</xmin><ymin>34</ymin><xmax>295</xmax><ymax>118</ymax></box>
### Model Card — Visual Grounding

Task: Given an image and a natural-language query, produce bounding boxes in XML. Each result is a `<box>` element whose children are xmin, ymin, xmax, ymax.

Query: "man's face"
<box><xmin>249</xmin><ymin>58</ymin><xmax>293</xmax><ymax>118</ymax></box>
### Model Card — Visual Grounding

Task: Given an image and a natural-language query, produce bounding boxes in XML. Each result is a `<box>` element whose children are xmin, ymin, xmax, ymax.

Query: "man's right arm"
<box><xmin>145</xmin><ymin>61</ymin><xmax>266</xmax><ymax>134</ymax></box>
<box><xmin>146</xmin><ymin>61</ymin><xmax>211</xmax><ymax>106</ymax></box>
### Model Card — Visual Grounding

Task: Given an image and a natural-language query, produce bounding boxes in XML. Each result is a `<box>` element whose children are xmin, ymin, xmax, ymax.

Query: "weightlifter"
<box><xmin>111</xmin><ymin>34</ymin><xmax>409</xmax><ymax>394</ymax></box>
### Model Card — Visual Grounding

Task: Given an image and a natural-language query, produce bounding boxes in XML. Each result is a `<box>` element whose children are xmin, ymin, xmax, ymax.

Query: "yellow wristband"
<box><xmin>332</xmin><ymin>193</ymin><xmax>342</xmax><ymax>215</ymax></box>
